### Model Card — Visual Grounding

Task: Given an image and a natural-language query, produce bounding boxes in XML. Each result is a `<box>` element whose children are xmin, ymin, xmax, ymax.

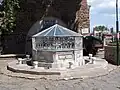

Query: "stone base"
<box><xmin>6</xmin><ymin>57</ymin><xmax>109</xmax><ymax>80</ymax></box>
<box><xmin>35</xmin><ymin>59</ymin><xmax>85</xmax><ymax>69</ymax></box>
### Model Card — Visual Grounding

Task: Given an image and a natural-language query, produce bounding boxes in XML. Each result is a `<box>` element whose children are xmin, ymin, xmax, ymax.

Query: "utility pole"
<box><xmin>116</xmin><ymin>0</ymin><xmax>119</xmax><ymax>65</ymax></box>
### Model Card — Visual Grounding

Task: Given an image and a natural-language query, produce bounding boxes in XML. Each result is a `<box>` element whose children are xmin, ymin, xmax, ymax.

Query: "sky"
<box><xmin>87</xmin><ymin>0</ymin><xmax>120</xmax><ymax>32</ymax></box>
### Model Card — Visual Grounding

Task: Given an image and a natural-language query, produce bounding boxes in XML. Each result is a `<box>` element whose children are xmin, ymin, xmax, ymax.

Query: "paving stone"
<box><xmin>0</xmin><ymin>51</ymin><xmax>120</xmax><ymax>90</ymax></box>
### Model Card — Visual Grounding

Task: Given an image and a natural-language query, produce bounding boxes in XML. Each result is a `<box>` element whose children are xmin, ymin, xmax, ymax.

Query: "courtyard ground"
<box><xmin>0</xmin><ymin>51</ymin><xmax>120</xmax><ymax>90</ymax></box>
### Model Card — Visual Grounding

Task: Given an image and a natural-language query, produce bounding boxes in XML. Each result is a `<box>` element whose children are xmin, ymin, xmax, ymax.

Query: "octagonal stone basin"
<box><xmin>7</xmin><ymin>56</ymin><xmax>108</xmax><ymax>80</ymax></box>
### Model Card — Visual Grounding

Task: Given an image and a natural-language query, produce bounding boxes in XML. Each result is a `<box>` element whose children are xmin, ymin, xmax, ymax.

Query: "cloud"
<box><xmin>88</xmin><ymin>0</ymin><xmax>120</xmax><ymax>16</ymax></box>
<box><xmin>87</xmin><ymin>0</ymin><xmax>120</xmax><ymax>30</ymax></box>
<box><xmin>87</xmin><ymin>0</ymin><xmax>103</xmax><ymax>7</ymax></box>
<box><xmin>97</xmin><ymin>1</ymin><xmax>115</xmax><ymax>8</ymax></box>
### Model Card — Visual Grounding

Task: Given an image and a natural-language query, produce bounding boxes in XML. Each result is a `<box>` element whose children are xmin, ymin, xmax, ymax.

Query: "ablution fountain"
<box><xmin>7</xmin><ymin>24</ymin><xmax>108</xmax><ymax>80</ymax></box>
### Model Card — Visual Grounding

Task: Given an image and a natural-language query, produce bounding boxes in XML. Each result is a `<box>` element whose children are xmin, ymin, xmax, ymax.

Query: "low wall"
<box><xmin>104</xmin><ymin>45</ymin><xmax>120</xmax><ymax>65</ymax></box>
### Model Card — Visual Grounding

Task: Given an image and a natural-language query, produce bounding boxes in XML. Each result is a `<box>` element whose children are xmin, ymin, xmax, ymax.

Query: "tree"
<box><xmin>93</xmin><ymin>25</ymin><xmax>108</xmax><ymax>32</ymax></box>
<box><xmin>0</xmin><ymin>0</ymin><xmax>20</xmax><ymax>34</ymax></box>
<box><xmin>93</xmin><ymin>25</ymin><xmax>109</xmax><ymax>41</ymax></box>
<box><xmin>0</xmin><ymin>0</ymin><xmax>20</xmax><ymax>53</ymax></box>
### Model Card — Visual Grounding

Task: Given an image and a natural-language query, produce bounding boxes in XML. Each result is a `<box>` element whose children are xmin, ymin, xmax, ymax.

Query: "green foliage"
<box><xmin>93</xmin><ymin>25</ymin><xmax>108</xmax><ymax>32</ymax></box>
<box><xmin>0</xmin><ymin>0</ymin><xmax>20</xmax><ymax>34</ymax></box>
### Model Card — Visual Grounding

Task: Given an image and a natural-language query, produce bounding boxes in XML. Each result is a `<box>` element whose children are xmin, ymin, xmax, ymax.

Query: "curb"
<box><xmin>3</xmin><ymin>58</ymin><xmax>113</xmax><ymax>80</ymax></box>
<box><xmin>0</xmin><ymin>54</ymin><xmax>25</xmax><ymax>58</ymax></box>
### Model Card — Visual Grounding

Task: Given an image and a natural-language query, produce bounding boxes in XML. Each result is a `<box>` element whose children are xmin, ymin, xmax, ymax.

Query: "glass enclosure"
<box><xmin>32</xmin><ymin>24</ymin><xmax>82</xmax><ymax>51</ymax></box>
<box><xmin>32</xmin><ymin>24</ymin><xmax>84</xmax><ymax>68</ymax></box>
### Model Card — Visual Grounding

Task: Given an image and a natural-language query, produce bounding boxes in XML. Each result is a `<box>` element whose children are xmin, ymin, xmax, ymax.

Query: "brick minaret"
<box><xmin>75</xmin><ymin>0</ymin><xmax>90</xmax><ymax>34</ymax></box>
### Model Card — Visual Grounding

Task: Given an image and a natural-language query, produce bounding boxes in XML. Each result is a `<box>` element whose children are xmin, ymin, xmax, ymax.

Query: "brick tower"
<box><xmin>75</xmin><ymin>0</ymin><xmax>90</xmax><ymax>34</ymax></box>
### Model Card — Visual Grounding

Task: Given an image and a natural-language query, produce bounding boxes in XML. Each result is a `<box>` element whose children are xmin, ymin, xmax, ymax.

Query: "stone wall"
<box><xmin>15</xmin><ymin>0</ymin><xmax>89</xmax><ymax>33</ymax></box>
<box><xmin>104</xmin><ymin>46</ymin><xmax>120</xmax><ymax>65</ymax></box>
<box><xmin>4</xmin><ymin>0</ymin><xmax>90</xmax><ymax>54</ymax></box>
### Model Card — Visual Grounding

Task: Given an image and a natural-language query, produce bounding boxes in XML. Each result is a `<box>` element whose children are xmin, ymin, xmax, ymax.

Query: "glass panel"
<box><xmin>38</xmin><ymin>30</ymin><xmax>48</xmax><ymax>36</ymax></box>
<box><xmin>55</xmin><ymin>28</ymin><xmax>64</xmax><ymax>36</ymax></box>
<box><xmin>46</xmin><ymin>27</ymin><xmax>55</xmax><ymax>36</ymax></box>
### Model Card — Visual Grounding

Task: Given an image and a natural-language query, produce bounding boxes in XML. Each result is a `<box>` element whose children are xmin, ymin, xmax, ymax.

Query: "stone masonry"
<box><xmin>4</xmin><ymin>0</ymin><xmax>90</xmax><ymax>54</ymax></box>
<box><xmin>76</xmin><ymin>0</ymin><xmax>90</xmax><ymax>32</ymax></box>
<box><xmin>15</xmin><ymin>0</ymin><xmax>89</xmax><ymax>33</ymax></box>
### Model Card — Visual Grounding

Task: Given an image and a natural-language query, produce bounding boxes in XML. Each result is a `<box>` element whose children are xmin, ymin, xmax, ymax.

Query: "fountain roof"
<box><xmin>33</xmin><ymin>24</ymin><xmax>81</xmax><ymax>37</ymax></box>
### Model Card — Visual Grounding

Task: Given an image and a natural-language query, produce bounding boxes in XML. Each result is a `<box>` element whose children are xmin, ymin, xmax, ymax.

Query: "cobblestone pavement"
<box><xmin>0</xmin><ymin>52</ymin><xmax>120</xmax><ymax>90</ymax></box>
